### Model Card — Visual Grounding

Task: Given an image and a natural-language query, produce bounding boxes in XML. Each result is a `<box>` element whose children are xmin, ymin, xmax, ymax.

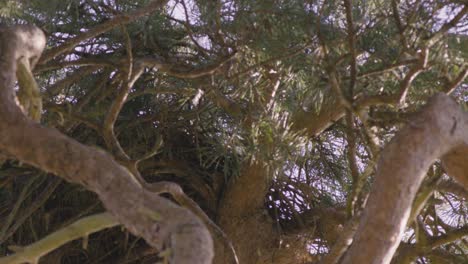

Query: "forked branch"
<box><xmin>0</xmin><ymin>25</ymin><xmax>213</xmax><ymax>264</ymax></box>
<box><xmin>340</xmin><ymin>94</ymin><xmax>468</xmax><ymax>264</ymax></box>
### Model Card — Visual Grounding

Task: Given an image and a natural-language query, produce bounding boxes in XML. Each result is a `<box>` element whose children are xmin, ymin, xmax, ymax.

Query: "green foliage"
<box><xmin>0</xmin><ymin>0</ymin><xmax>20</xmax><ymax>18</ymax></box>
<box><xmin>1</xmin><ymin>0</ymin><xmax>467</xmax><ymax>262</ymax></box>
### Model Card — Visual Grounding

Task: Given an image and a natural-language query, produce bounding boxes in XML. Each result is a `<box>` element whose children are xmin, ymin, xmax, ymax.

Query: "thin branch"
<box><xmin>46</xmin><ymin>103</ymin><xmax>101</xmax><ymax>131</ymax></box>
<box><xmin>0</xmin><ymin>176</ymin><xmax>37</xmax><ymax>241</ymax></box>
<box><xmin>443</xmin><ymin>67</ymin><xmax>467</xmax><ymax>94</ymax></box>
<box><xmin>328</xmin><ymin>69</ymin><xmax>353</xmax><ymax>110</ymax></box>
<box><xmin>437</xmin><ymin>179</ymin><xmax>468</xmax><ymax>200</ymax></box>
<box><xmin>320</xmin><ymin>216</ymin><xmax>360</xmax><ymax>264</ymax></box>
<box><xmin>391</xmin><ymin>0</ymin><xmax>408</xmax><ymax>50</ymax></box>
<box><xmin>345</xmin><ymin>111</ymin><xmax>360</xmax><ymax>217</ymax></box>
<box><xmin>121</xmin><ymin>25</ymin><xmax>133</xmax><ymax>83</ymax></box>
<box><xmin>98</xmin><ymin>50</ymin><xmax>164</xmax><ymax>174</ymax></box>
<box><xmin>179</xmin><ymin>0</ymin><xmax>210</xmax><ymax>57</ymax></box>
<box><xmin>396</xmin><ymin>48</ymin><xmax>428</xmax><ymax>106</ymax></box>
<box><xmin>426</xmin><ymin>5</ymin><xmax>468</xmax><ymax>48</ymax></box>
<box><xmin>101</xmin><ymin>27</ymin><xmax>143</xmax><ymax>162</ymax></box>
<box><xmin>356</xmin><ymin>59</ymin><xmax>418</xmax><ymax>79</ymax></box>
<box><xmin>39</xmin><ymin>0</ymin><xmax>169</xmax><ymax>64</ymax></box>
<box><xmin>139</xmin><ymin>52</ymin><xmax>237</xmax><ymax>79</ymax></box>
<box><xmin>408</xmin><ymin>170</ymin><xmax>441</xmax><ymax>224</ymax></box>
<box><xmin>343</xmin><ymin>0</ymin><xmax>357</xmax><ymax>97</ymax></box>
<box><xmin>0</xmin><ymin>178</ymin><xmax>61</xmax><ymax>244</ymax></box>
<box><xmin>127</xmin><ymin>87</ymin><xmax>195</xmax><ymax>101</ymax></box>
<box><xmin>429</xmin><ymin>225</ymin><xmax>468</xmax><ymax>249</ymax></box>
<box><xmin>74</xmin><ymin>70</ymin><xmax>112</xmax><ymax>112</ymax></box>
<box><xmin>228</xmin><ymin>45</ymin><xmax>311</xmax><ymax>80</ymax></box>
<box><xmin>393</xmin><ymin>225</ymin><xmax>468</xmax><ymax>264</ymax></box>
<box><xmin>135</xmin><ymin>137</ymin><xmax>164</xmax><ymax>163</ymax></box>
<box><xmin>45</xmin><ymin>66</ymin><xmax>101</xmax><ymax>97</ymax></box>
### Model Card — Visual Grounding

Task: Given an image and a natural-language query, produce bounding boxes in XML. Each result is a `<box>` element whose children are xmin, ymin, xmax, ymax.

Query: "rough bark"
<box><xmin>215</xmin><ymin>162</ymin><xmax>275</xmax><ymax>263</ymax></box>
<box><xmin>441</xmin><ymin>145</ymin><xmax>468</xmax><ymax>189</ymax></box>
<box><xmin>0</xmin><ymin>25</ymin><xmax>213</xmax><ymax>264</ymax></box>
<box><xmin>341</xmin><ymin>94</ymin><xmax>468</xmax><ymax>264</ymax></box>
<box><xmin>292</xmin><ymin>92</ymin><xmax>345</xmax><ymax>137</ymax></box>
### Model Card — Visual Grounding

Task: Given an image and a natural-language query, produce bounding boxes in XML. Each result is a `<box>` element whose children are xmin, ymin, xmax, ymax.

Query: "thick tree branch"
<box><xmin>441</xmin><ymin>145</ymin><xmax>468</xmax><ymax>189</ymax></box>
<box><xmin>341</xmin><ymin>93</ymin><xmax>468</xmax><ymax>264</ymax></box>
<box><xmin>146</xmin><ymin>181</ymin><xmax>239</xmax><ymax>264</ymax></box>
<box><xmin>391</xmin><ymin>225</ymin><xmax>468</xmax><ymax>264</ymax></box>
<box><xmin>292</xmin><ymin>90</ymin><xmax>346</xmax><ymax>137</ymax></box>
<box><xmin>0</xmin><ymin>25</ymin><xmax>213</xmax><ymax>264</ymax></box>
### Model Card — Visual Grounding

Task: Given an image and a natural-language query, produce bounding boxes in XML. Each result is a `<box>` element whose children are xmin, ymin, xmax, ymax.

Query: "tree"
<box><xmin>0</xmin><ymin>0</ymin><xmax>467</xmax><ymax>263</ymax></box>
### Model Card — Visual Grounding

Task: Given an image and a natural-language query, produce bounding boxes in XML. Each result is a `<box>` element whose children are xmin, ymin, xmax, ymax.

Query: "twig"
<box><xmin>391</xmin><ymin>0</ymin><xmax>408</xmax><ymax>50</ymax></box>
<box><xmin>0</xmin><ymin>176</ymin><xmax>37</xmax><ymax>241</ymax></box>
<box><xmin>425</xmin><ymin>5</ymin><xmax>468</xmax><ymax>48</ymax></box>
<box><xmin>343</xmin><ymin>0</ymin><xmax>358</xmax><ymax>97</ymax></box>
<box><xmin>45</xmin><ymin>66</ymin><xmax>101</xmax><ymax>97</ymax></box>
<box><xmin>0</xmin><ymin>178</ymin><xmax>61</xmax><ymax>244</ymax></box>
<box><xmin>39</xmin><ymin>0</ymin><xmax>170</xmax><ymax>64</ymax></box>
<box><xmin>443</xmin><ymin>67</ymin><xmax>467</xmax><ymax>94</ymax></box>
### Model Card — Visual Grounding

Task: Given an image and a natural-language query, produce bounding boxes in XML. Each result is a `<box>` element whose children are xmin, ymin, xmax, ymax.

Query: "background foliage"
<box><xmin>0</xmin><ymin>0</ymin><xmax>466</xmax><ymax>263</ymax></box>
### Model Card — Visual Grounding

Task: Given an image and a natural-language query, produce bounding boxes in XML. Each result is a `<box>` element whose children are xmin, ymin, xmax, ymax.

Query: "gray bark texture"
<box><xmin>341</xmin><ymin>94</ymin><xmax>468</xmax><ymax>264</ymax></box>
<box><xmin>0</xmin><ymin>25</ymin><xmax>213</xmax><ymax>264</ymax></box>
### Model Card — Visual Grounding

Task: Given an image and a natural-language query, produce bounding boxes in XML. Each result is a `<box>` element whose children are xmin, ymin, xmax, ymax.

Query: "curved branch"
<box><xmin>341</xmin><ymin>94</ymin><xmax>468</xmax><ymax>264</ymax></box>
<box><xmin>0</xmin><ymin>213</ymin><xmax>118</xmax><ymax>264</ymax></box>
<box><xmin>437</xmin><ymin>179</ymin><xmax>468</xmax><ymax>199</ymax></box>
<box><xmin>0</xmin><ymin>25</ymin><xmax>213</xmax><ymax>263</ymax></box>
<box><xmin>320</xmin><ymin>216</ymin><xmax>360</xmax><ymax>264</ymax></box>
<box><xmin>441</xmin><ymin>145</ymin><xmax>468</xmax><ymax>189</ymax></box>
<box><xmin>39</xmin><ymin>0</ymin><xmax>169</xmax><ymax>64</ymax></box>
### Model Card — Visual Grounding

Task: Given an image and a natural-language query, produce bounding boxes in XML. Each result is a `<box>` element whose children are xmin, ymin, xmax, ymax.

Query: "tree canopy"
<box><xmin>0</xmin><ymin>0</ymin><xmax>467</xmax><ymax>263</ymax></box>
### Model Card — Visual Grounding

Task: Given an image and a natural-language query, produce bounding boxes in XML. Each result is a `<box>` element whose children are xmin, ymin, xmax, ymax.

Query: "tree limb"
<box><xmin>0</xmin><ymin>25</ymin><xmax>213</xmax><ymax>264</ymax></box>
<box><xmin>38</xmin><ymin>0</ymin><xmax>170</xmax><ymax>64</ymax></box>
<box><xmin>341</xmin><ymin>93</ymin><xmax>468</xmax><ymax>264</ymax></box>
<box><xmin>0</xmin><ymin>213</ymin><xmax>118</xmax><ymax>264</ymax></box>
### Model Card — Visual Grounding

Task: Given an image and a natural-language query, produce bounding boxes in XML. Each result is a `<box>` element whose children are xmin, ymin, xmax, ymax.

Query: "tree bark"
<box><xmin>0</xmin><ymin>25</ymin><xmax>213</xmax><ymax>264</ymax></box>
<box><xmin>341</xmin><ymin>94</ymin><xmax>468</xmax><ymax>264</ymax></box>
